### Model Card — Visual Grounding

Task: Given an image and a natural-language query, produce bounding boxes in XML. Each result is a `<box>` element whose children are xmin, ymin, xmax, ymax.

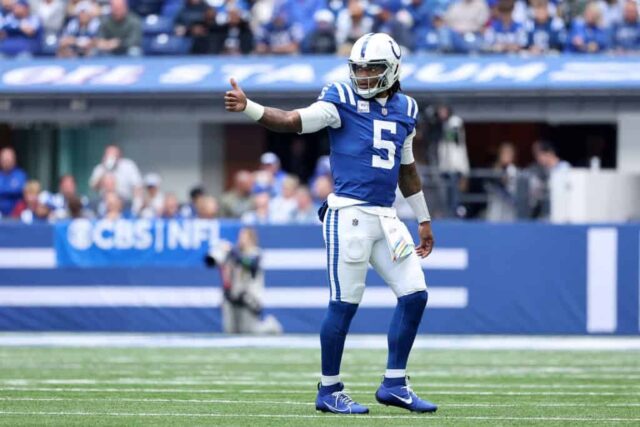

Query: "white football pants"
<box><xmin>322</xmin><ymin>206</ymin><xmax>427</xmax><ymax>304</ymax></box>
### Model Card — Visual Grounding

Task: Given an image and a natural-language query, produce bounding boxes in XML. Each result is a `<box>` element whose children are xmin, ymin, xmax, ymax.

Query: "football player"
<box><xmin>225</xmin><ymin>32</ymin><xmax>437</xmax><ymax>415</ymax></box>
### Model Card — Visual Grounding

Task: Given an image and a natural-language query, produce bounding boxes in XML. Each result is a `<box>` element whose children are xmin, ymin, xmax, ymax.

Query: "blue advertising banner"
<box><xmin>1</xmin><ymin>55</ymin><xmax>640</xmax><ymax>94</ymax></box>
<box><xmin>0</xmin><ymin>222</ymin><xmax>638</xmax><ymax>335</ymax></box>
<box><xmin>54</xmin><ymin>219</ymin><xmax>240</xmax><ymax>267</ymax></box>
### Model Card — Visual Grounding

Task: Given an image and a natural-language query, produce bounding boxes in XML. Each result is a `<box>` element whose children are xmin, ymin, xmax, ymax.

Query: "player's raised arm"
<box><xmin>224</xmin><ymin>78</ymin><xmax>302</xmax><ymax>133</ymax></box>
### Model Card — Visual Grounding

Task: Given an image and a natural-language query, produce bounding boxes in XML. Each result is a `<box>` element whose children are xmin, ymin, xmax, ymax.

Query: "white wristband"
<box><xmin>243</xmin><ymin>99</ymin><xmax>265</xmax><ymax>121</ymax></box>
<box><xmin>406</xmin><ymin>191</ymin><xmax>431</xmax><ymax>223</ymax></box>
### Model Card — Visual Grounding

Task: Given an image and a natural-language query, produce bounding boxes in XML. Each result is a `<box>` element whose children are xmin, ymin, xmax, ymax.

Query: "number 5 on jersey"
<box><xmin>372</xmin><ymin>119</ymin><xmax>397</xmax><ymax>170</ymax></box>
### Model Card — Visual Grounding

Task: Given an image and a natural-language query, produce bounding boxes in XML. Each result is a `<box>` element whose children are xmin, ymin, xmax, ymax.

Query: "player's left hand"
<box><xmin>416</xmin><ymin>221</ymin><xmax>434</xmax><ymax>258</ymax></box>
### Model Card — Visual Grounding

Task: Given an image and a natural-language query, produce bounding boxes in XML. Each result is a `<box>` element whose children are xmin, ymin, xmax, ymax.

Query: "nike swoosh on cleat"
<box><xmin>390</xmin><ymin>392</ymin><xmax>413</xmax><ymax>405</ymax></box>
<box><xmin>323</xmin><ymin>402</ymin><xmax>351</xmax><ymax>413</ymax></box>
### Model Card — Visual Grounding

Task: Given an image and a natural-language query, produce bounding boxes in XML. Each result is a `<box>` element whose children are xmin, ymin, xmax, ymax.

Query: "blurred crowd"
<box><xmin>0</xmin><ymin>144</ymin><xmax>330</xmax><ymax>224</ymax></box>
<box><xmin>1</xmin><ymin>0</ymin><xmax>640</xmax><ymax>57</ymax></box>
<box><xmin>418</xmin><ymin>104</ymin><xmax>576</xmax><ymax>221</ymax></box>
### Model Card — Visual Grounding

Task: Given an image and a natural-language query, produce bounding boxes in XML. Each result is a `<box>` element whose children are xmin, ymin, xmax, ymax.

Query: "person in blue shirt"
<box><xmin>254</xmin><ymin>11</ymin><xmax>302</xmax><ymax>54</ymax></box>
<box><xmin>612</xmin><ymin>0</ymin><xmax>640</xmax><ymax>52</ymax></box>
<box><xmin>566</xmin><ymin>1</ymin><xmax>610</xmax><ymax>53</ymax></box>
<box><xmin>225</xmin><ymin>33</ymin><xmax>437</xmax><ymax>415</ymax></box>
<box><xmin>275</xmin><ymin>0</ymin><xmax>325</xmax><ymax>36</ymax></box>
<box><xmin>0</xmin><ymin>147</ymin><xmax>27</xmax><ymax>217</ymax></box>
<box><xmin>0</xmin><ymin>0</ymin><xmax>41</xmax><ymax>57</ymax></box>
<box><xmin>525</xmin><ymin>0</ymin><xmax>566</xmax><ymax>53</ymax></box>
<box><xmin>484</xmin><ymin>0</ymin><xmax>527</xmax><ymax>53</ymax></box>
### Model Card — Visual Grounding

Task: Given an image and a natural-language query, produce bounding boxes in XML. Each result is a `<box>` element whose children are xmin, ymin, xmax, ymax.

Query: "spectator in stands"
<box><xmin>180</xmin><ymin>185</ymin><xmax>205</xmax><ymax>218</ymax></box>
<box><xmin>525</xmin><ymin>0</ymin><xmax>567</xmax><ymax>54</ymax></box>
<box><xmin>101</xmin><ymin>191</ymin><xmax>125</xmax><ymax>220</ymax></box>
<box><xmin>57</xmin><ymin>1</ymin><xmax>100</xmax><ymax>57</ymax></box>
<box><xmin>414</xmin><ymin>10</ymin><xmax>450</xmax><ymax>53</ymax></box>
<box><xmin>566</xmin><ymin>1</ymin><xmax>609</xmax><ymax>53</ymax></box>
<box><xmin>89</xmin><ymin>144</ymin><xmax>143</xmax><ymax>204</ymax></box>
<box><xmin>309</xmin><ymin>155</ymin><xmax>330</xmax><ymax>192</ymax></box>
<box><xmin>535</xmin><ymin>140</ymin><xmax>570</xmax><ymax>172</ymax></box>
<box><xmin>174</xmin><ymin>0</ymin><xmax>213</xmax><ymax>54</ymax></box>
<box><xmin>0</xmin><ymin>0</ymin><xmax>13</xmax><ymax>18</ymax></box>
<box><xmin>33</xmin><ymin>0</ymin><xmax>64</xmax><ymax>37</ymax></box>
<box><xmin>269</xmin><ymin>175</ymin><xmax>299</xmax><ymax>223</ymax></box>
<box><xmin>241</xmin><ymin>191</ymin><xmax>271</xmax><ymax>224</ymax></box>
<box><xmin>162</xmin><ymin>192</ymin><xmax>180</xmax><ymax>218</ymax></box>
<box><xmin>135</xmin><ymin>173</ymin><xmax>164</xmax><ymax>219</ymax></box>
<box><xmin>530</xmin><ymin>140</ymin><xmax>570</xmax><ymax>218</ymax></box>
<box><xmin>0</xmin><ymin>0</ymin><xmax>42</xmax><ymax>57</ymax></box>
<box><xmin>485</xmin><ymin>142</ymin><xmax>518</xmax><ymax>222</ymax></box>
<box><xmin>276</xmin><ymin>0</ymin><xmax>325</xmax><ymax>36</ymax></box>
<box><xmin>302</xmin><ymin>9</ymin><xmax>336</xmax><ymax>54</ymax></box>
<box><xmin>335</xmin><ymin>0</ymin><xmax>374</xmax><ymax>55</ymax></box>
<box><xmin>255</xmin><ymin>10</ymin><xmax>301</xmax><ymax>54</ymax></box>
<box><xmin>292</xmin><ymin>186</ymin><xmax>318</xmax><ymax>224</ymax></box>
<box><xmin>612</xmin><ymin>0</ymin><xmax>640</xmax><ymax>51</ymax></box>
<box><xmin>312</xmin><ymin>174</ymin><xmax>333</xmax><ymax>204</ymax></box>
<box><xmin>255</xmin><ymin>152</ymin><xmax>286</xmax><ymax>196</ymax></box>
<box><xmin>196</xmin><ymin>194</ymin><xmax>219</xmax><ymax>219</ymax></box>
<box><xmin>49</xmin><ymin>174</ymin><xmax>92</xmax><ymax>220</ymax></box>
<box><xmin>484</xmin><ymin>0</ymin><xmax>528</xmax><ymax>52</ymax></box>
<box><xmin>211</xmin><ymin>6</ymin><xmax>253</xmax><ymax>54</ymax></box>
<box><xmin>67</xmin><ymin>196</ymin><xmax>88</xmax><ymax>219</ymax></box>
<box><xmin>96</xmin><ymin>0</ymin><xmax>142</xmax><ymax>56</ymax></box>
<box><xmin>11</xmin><ymin>180</ymin><xmax>51</xmax><ymax>223</ymax></box>
<box><xmin>220</xmin><ymin>170</ymin><xmax>253</xmax><ymax>218</ymax></box>
<box><xmin>444</xmin><ymin>0</ymin><xmax>489</xmax><ymax>52</ymax></box>
<box><xmin>10</xmin><ymin>179</ymin><xmax>38</xmax><ymax>220</ymax></box>
<box><xmin>599</xmin><ymin>0</ymin><xmax>622</xmax><ymax>29</ymax></box>
<box><xmin>0</xmin><ymin>147</ymin><xmax>27</xmax><ymax>217</ymax></box>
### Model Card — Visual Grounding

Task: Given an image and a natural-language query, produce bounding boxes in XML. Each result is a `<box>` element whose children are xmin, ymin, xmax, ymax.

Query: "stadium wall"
<box><xmin>0</xmin><ymin>221</ymin><xmax>638</xmax><ymax>335</ymax></box>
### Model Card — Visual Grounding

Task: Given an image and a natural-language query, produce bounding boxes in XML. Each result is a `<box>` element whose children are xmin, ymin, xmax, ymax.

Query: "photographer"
<box><xmin>206</xmin><ymin>227</ymin><xmax>282</xmax><ymax>334</ymax></box>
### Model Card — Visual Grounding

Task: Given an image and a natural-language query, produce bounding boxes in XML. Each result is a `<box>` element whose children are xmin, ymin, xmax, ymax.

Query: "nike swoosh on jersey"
<box><xmin>390</xmin><ymin>392</ymin><xmax>413</xmax><ymax>405</ymax></box>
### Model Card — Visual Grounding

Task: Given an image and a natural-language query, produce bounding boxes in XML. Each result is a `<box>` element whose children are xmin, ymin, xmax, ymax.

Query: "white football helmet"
<box><xmin>349</xmin><ymin>33</ymin><xmax>402</xmax><ymax>99</ymax></box>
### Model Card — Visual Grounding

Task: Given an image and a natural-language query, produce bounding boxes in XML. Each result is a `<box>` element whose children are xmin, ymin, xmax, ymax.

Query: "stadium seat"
<box><xmin>132</xmin><ymin>0</ymin><xmax>164</xmax><ymax>17</ymax></box>
<box><xmin>144</xmin><ymin>33</ymin><xmax>192</xmax><ymax>55</ymax></box>
<box><xmin>144</xmin><ymin>14</ymin><xmax>174</xmax><ymax>35</ymax></box>
<box><xmin>161</xmin><ymin>0</ymin><xmax>183</xmax><ymax>20</ymax></box>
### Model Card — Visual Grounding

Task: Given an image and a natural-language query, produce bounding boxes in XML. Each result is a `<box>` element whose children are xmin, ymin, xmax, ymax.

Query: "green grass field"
<box><xmin>0</xmin><ymin>344</ymin><xmax>639</xmax><ymax>426</ymax></box>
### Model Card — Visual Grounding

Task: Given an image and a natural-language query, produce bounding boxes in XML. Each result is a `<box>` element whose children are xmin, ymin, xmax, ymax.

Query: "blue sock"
<box><xmin>320</xmin><ymin>301</ymin><xmax>359</xmax><ymax>384</ymax></box>
<box><xmin>385</xmin><ymin>290</ymin><xmax>428</xmax><ymax>381</ymax></box>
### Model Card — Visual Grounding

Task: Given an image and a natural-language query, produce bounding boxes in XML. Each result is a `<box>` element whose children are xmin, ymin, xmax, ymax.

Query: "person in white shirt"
<box><xmin>89</xmin><ymin>145</ymin><xmax>142</xmax><ymax>203</ymax></box>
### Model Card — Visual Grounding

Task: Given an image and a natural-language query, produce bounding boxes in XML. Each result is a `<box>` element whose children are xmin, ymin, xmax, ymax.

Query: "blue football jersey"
<box><xmin>318</xmin><ymin>82</ymin><xmax>418</xmax><ymax>207</ymax></box>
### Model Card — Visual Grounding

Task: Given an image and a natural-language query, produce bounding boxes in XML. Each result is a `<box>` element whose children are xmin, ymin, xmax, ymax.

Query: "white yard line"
<box><xmin>2</xmin><ymin>379</ymin><xmax>640</xmax><ymax>389</ymax></box>
<box><xmin>2</xmin><ymin>397</ymin><xmax>640</xmax><ymax>408</ymax></box>
<box><xmin>0</xmin><ymin>411</ymin><xmax>639</xmax><ymax>422</ymax></box>
<box><xmin>1</xmin><ymin>333</ymin><xmax>640</xmax><ymax>350</ymax></box>
<box><xmin>2</xmin><ymin>386</ymin><xmax>640</xmax><ymax>396</ymax></box>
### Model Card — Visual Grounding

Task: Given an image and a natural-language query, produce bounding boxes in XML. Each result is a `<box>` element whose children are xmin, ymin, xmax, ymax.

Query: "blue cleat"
<box><xmin>375</xmin><ymin>377</ymin><xmax>438</xmax><ymax>413</ymax></box>
<box><xmin>315</xmin><ymin>382</ymin><xmax>369</xmax><ymax>414</ymax></box>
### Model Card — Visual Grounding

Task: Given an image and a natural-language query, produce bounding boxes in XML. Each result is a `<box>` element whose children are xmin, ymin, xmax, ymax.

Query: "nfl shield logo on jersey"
<box><xmin>357</xmin><ymin>100</ymin><xmax>370</xmax><ymax>113</ymax></box>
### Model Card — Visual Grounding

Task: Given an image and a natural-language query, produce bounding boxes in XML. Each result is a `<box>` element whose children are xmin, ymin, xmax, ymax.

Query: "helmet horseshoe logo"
<box><xmin>389</xmin><ymin>41</ymin><xmax>401</xmax><ymax>60</ymax></box>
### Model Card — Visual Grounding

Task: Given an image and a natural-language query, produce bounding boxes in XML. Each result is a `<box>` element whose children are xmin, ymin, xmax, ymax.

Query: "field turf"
<box><xmin>0</xmin><ymin>344</ymin><xmax>639</xmax><ymax>426</ymax></box>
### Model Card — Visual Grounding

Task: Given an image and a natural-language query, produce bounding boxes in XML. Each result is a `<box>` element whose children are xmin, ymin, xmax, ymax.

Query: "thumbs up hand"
<box><xmin>224</xmin><ymin>78</ymin><xmax>247</xmax><ymax>112</ymax></box>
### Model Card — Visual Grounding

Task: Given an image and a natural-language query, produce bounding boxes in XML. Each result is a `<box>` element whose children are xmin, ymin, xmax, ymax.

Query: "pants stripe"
<box><xmin>333</xmin><ymin>209</ymin><xmax>341</xmax><ymax>301</ymax></box>
<box><xmin>325</xmin><ymin>209</ymin><xmax>334</xmax><ymax>300</ymax></box>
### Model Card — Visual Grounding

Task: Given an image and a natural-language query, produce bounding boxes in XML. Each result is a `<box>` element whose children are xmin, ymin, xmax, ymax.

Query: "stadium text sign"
<box><xmin>55</xmin><ymin>219</ymin><xmax>239</xmax><ymax>267</ymax></box>
<box><xmin>2</xmin><ymin>56</ymin><xmax>640</xmax><ymax>93</ymax></box>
